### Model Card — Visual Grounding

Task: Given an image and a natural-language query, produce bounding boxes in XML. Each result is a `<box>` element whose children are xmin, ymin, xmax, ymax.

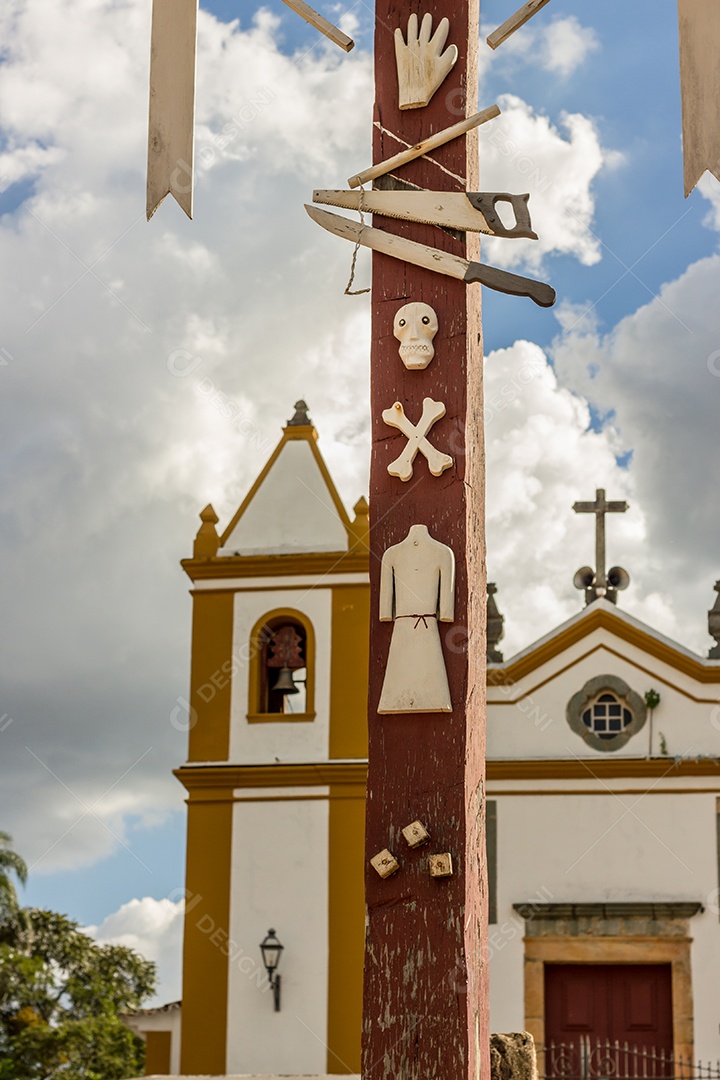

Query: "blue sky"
<box><xmin>2</xmin><ymin>0</ymin><xmax>720</xmax><ymax>1002</ymax></box>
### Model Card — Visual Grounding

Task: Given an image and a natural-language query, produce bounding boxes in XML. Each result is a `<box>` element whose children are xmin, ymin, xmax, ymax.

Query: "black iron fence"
<box><xmin>538</xmin><ymin>1039</ymin><xmax>720</xmax><ymax>1080</ymax></box>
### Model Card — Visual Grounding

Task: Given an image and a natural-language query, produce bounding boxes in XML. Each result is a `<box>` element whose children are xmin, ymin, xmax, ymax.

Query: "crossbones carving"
<box><xmin>382</xmin><ymin>397</ymin><xmax>453</xmax><ymax>482</ymax></box>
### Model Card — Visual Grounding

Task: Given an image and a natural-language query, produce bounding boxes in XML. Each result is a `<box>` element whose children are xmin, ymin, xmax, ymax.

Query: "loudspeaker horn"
<box><xmin>573</xmin><ymin>566</ymin><xmax>595</xmax><ymax>590</ymax></box>
<box><xmin>607</xmin><ymin>565</ymin><xmax>630</xmax><ymax>591</ymax></box>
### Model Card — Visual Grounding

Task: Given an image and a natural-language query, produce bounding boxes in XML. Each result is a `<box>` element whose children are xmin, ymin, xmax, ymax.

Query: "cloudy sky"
<box><xmin>1</xmin><ymin>0</ymin><xmax>719</xmax><ymax>1003</ymax></box>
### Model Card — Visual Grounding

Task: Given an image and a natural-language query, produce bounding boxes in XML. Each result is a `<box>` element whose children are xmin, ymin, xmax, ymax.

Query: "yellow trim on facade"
<box><xmin>182</xmin><ymin>550</ymin><xmax>369</xmax><ymax>582</ymax></box>
<box><xmin>330</xmin><ymin>586</ymin><xmax>370</xmax><ymax>760</ymax></box>
<box><xmin>491</xmin><ymin>605</ymin><xmax>720</xmax><ymax>685</ymax></box>
<box><xmin>144</xmin><ymin>1030</ymin><xmax>172</xmax><ymax>1075</ymax></box>
<box><xmin>487</xmin><ymin>787</ymin><xmax>720</xmax><ymax>796</ymax></box>
<box><xmin>233</xmin><ymin>794</ymin><xmax>331</xmax><ymax>802</ymax></box>
<box><xmin>176</xmin><ymin>762</ymin><xmax>368</xmax><ymax>790</ymax></box>
<box><xmin>523</xmin><ymin>935</ymin><xmax>694</xmax><ymax>1062</ymax></box>
<box><xmin>217</xmin><ymin>422</ymin><xmax>353</xmax><ymax>549</ymax></box>
<box><xmin>198</xmin><ymin>787</ymin><xmax>720</xmax><ymax>801</ymax></box>
<box><xmin>327</xmin><ymin>782</ymin><xmax>366</xmax><ymax>1073</ymax></box>
<box><xmin>490</xmin><ymin>642</ymin><xmax>720</xmax><ymax>705</ymax></box>
<box><xmin>180</xmin><ymin>794</ymin><xmax>233</xmax><ymax>1075</ymax></box>
<box><xmin>188</xmin><ymin>591</ymin><xmax>235</xmax><ymax>763</ymax></box>
<box><xmin>246</xmin><ymin>607</ymin><xmax>316</xmax><ymax>722</ymax></box>
<box><xmin>177</xmin><ymin>758</ymin><xmax>720</xmax><ymax>792</ymax></box>
<box><xmin>488</xmin><ymin>758</ymin><xmax>720</xmax><ymax>780</ymax></box>
<box><xmin>247</xmin><ymin>712</ymin><xmax>316</xmax><ymax>723</ymax></box>
<box><xmin>178</xmin><ymin>762</ymin><xmax>366</xmax><ymax>1072</ymax></box>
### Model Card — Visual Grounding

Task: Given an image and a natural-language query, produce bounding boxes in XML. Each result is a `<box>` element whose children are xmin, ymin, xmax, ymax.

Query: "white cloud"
<box><xmin>485</xmin><ymin>14</ymin><xmax>600</xmax><ymax>79</ymax></box>
<box><xmin>0</xmin><ymin>0</ymin><xmax>376</xmax><ymax>874</ymax></box>
<box><xmin>483</xmin><ymin>96</ymin><xmax>616</xmax><ymax>269</ymax></box>
<box><xmin>698</xmin><ymin>173</ymin><xmax>720</xmax><ymax>231</ymax></box>
<box><xmin>539</xmin><ymin>16</ymin><xmax>601</xmax><ymax>77</ymax></box>
<box><xmin>485</xmin><ymin>340</ymin><xmax>642</xmax><ymax>656</ymax></box>
<box><xmin>485</xmin><ymin>324</ymin><xmax>720</xmax><ymax>661</ymax></box>
<box><xmin>0</xmin><ymin>0</ymin><xmax>673</xmax><ymax>880</ymax></box>
<box><xmin>87</xmin><ymin>896</ymin><xmax>184</xmax><ymax>1005</ymax></box>
<box><xmin>550</xmin><ymin>239</ymin><xmax>720</xmax><ymax>655</ymax></box>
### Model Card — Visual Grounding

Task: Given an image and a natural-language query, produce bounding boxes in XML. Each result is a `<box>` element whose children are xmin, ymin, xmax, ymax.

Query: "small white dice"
<box><xmin>402</xmin><ymin>820</ymin><xmax>430</xmax><ymax>848</ymax></box>
<box><xmin>428</xmin><ymin>853</ymin><xmax>453</xmax><ymax>878</ymax></box>
<box><xmin>371</xmin><ymin>849</ymin><xmax>400</xmax><ymax>878</ymax></box>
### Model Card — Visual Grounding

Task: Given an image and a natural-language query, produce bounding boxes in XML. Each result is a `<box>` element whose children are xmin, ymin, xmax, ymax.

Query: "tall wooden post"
<box><xmin>364</xmin><ymin>0</ymin><xmax>488</xmax><ymax>1077</ymax></box>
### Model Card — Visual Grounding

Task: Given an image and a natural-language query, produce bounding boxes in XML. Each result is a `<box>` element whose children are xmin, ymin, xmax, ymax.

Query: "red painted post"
<box><xmin>363</xmin><ymin>0</ymin><xmax>489</xmax><ymax>1078</ymax></box>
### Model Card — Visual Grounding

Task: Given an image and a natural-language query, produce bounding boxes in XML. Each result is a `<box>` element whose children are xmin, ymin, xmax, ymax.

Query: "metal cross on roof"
<box><xmin>572</xmin><ymin>488</ymin><xmax>630</xmax><ymax>605</ymax></box>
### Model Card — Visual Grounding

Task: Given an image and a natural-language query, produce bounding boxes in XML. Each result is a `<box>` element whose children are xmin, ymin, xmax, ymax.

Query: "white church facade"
<box><xmin>128</xmin><ymin>403</ymin><xmax>720</xmax><ymax>1077</ymax></box>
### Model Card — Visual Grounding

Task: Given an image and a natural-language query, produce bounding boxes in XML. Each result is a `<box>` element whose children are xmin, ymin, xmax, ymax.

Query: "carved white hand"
<box><xmin>394</xmin><ymin>13</ymin><xmax>459</xmax><ymax>111</ymax></box>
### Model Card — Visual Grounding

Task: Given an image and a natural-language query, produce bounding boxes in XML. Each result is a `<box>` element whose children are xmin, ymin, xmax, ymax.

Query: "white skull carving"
<box><xmin>393</xmin><ymin>302</ymin><xmax>439</xmax><ymax>370</ymax></box>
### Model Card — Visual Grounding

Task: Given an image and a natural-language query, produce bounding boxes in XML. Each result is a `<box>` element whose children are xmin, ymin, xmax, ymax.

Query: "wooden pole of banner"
<box><xmin>363</xmin><ymin>0</ymin><xmax>489</xmax><ymax>1078</ymax></box>
<box><xmin>347</xmin><ymin>105</ymin><xmax>500</xmax><ymax>188</ymax></box>
<box><xmin>486</xmin><ymin>0</ymin><xmax>552</xmax><ymax>50</ymax></box>
<box><xmin>279</xmin><ymin>0</ymin><xmax>355</xmax><ymax>51</ymax></box>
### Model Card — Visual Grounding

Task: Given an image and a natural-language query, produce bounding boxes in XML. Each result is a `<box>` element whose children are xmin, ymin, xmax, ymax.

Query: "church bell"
<box><xmin>273</xmin><ymin>666</ymin><xmax>299</xmax><ymax>694</ymax></box>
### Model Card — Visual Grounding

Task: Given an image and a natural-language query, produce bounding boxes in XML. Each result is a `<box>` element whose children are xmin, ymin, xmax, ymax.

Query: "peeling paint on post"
<box><xmin>363</xmin><ymin>0</ymin><xmax>489</xmax><ymax>1077</ymax></box>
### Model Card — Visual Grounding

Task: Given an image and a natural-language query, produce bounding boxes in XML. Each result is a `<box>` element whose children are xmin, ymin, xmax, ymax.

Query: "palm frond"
<box><xmin>0</xmin><ymin>833</ymin><xmax>27</xmax><ymax>885</ymax></box>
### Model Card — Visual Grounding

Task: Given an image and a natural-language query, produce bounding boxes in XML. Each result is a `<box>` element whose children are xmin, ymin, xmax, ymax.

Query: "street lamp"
<box><xmin>259</xmin><ymin>929</ymin><xmax>284</xmax><ymax>1012</ymax></box>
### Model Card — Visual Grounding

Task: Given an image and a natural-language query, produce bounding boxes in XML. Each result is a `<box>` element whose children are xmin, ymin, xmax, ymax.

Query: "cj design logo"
<box><xmin>170</xmin><ymin>696</ymin><xmax>198</xmax><ymax>732</ymax></box>
<box><xmin>167</xmin><ymin>348</ymin><xmax>203</xmax><ymax>378</ymax></box>
<box><xmin>710</xmin><ymin>703</ymin><xmax>720</xmax><ymax>731</ymax></box>
<box><xmin>707</xmin><ymin>888</ymin><xmax>720</xmax><ymax>916</ymax></box>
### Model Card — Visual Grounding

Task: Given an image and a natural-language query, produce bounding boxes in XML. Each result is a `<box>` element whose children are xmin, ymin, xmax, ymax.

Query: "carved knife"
<box><xmin>313</xmin><ymin>189</ymin><xmax>538</xmax><ymax>239</ymax></box>
<box><xmin>304</xmin><ymin>205</ymin><xmax>556</xmax><ymax>308</ymax></box>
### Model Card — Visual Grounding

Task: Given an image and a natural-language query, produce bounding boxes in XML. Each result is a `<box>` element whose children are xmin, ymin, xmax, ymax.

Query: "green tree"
<box><xmin>0</xmin><ymin>832</ymin><xmax>27</xmax><ymax>920</ymax></box>
<box><xmin>0</xmin><ymin>907</ymin><xmax>157</xmax><ymax>1080</ymax></box>
<box><xmin>0</xmin><ymin>832</ymin><xmax>29</xmax><ymax>948</ymax></box>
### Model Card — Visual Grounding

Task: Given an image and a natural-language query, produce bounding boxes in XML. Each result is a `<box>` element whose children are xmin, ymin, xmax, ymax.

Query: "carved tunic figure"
<box><xmin>378</xmin><ymin>524</ymin><xmax>455</xmax><ymax>713</ymax></box>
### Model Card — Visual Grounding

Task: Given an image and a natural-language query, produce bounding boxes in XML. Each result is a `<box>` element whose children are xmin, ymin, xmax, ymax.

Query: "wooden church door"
<box><xmin>544</xmin><ymin>963</ymin><xmax>674</xmax><ymax>1054</ymax></box>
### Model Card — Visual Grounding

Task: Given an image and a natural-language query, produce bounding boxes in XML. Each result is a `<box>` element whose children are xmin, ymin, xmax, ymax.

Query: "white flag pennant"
<box><xmin>678</xmin><ymin>0</ymin><xmax>720</xmax><ymax>196</ymax></box>
<box><xmin>147</xmin><ymin>0</ymin><xmax>198</xmax><ymax>220</ymax></box>
<box><xmin>145</xmin><ymin>0</ymin><xmax>353</xmax><ymax>221</ymax></box>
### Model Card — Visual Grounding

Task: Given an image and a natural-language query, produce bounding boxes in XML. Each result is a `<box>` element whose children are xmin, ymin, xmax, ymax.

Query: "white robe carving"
<box><xmin>378</xmin><ymin>524</ymin><xmax>455</xmax><ymax>714</ymax></box>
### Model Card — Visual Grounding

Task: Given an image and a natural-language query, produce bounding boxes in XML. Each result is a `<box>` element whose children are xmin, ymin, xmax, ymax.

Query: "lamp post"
<box><xmin>259</xmin><ymin>929</ymin><xmax>284</xmax><ymax>1012</ymax></box>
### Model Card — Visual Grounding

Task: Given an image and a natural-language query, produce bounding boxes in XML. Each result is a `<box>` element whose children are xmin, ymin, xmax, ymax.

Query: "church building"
<box><xmin>129</xmin><ymin>402</ymin><xmax>720</xmax><ymax>1078</ymax></box>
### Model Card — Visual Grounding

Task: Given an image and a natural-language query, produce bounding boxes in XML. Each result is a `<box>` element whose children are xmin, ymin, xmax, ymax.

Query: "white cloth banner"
<box><xmin>146</xmin><ymin>0</ymin><xmax>198</xmax><ymax>220</ymax></box>
<box><xmin>678</xmin><ymin>0</ymin><xmax>720</xmax><ymax>196</ymax></box>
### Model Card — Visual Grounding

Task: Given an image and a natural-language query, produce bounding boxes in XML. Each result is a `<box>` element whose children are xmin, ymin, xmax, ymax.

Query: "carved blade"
<box><xmin>147</xmin><ymin>0</ymin><xmax>198</xmax><ymax>220</ymax></box>
<box><xmin>304</xmin><ymin>205</ymin><xmax>555</xmax><ymax>307</ymax></box>
<box><xmin>313</xmin><ymin>189</ymin><xmax>537</xmax><ymax>239</ymax></box>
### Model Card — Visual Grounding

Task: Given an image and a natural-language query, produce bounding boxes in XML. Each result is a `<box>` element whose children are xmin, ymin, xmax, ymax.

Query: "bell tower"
<box><xmin>176</xmin><ymin>402</ymin><xmax>369</xmax><ymax>1076</ymax></box>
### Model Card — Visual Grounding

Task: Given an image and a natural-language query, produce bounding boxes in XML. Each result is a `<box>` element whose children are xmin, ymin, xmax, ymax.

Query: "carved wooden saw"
<box><xmin>313</xmin><ymin>189</ymin><xmax>538</xmax><ymax>239</ymax></box>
